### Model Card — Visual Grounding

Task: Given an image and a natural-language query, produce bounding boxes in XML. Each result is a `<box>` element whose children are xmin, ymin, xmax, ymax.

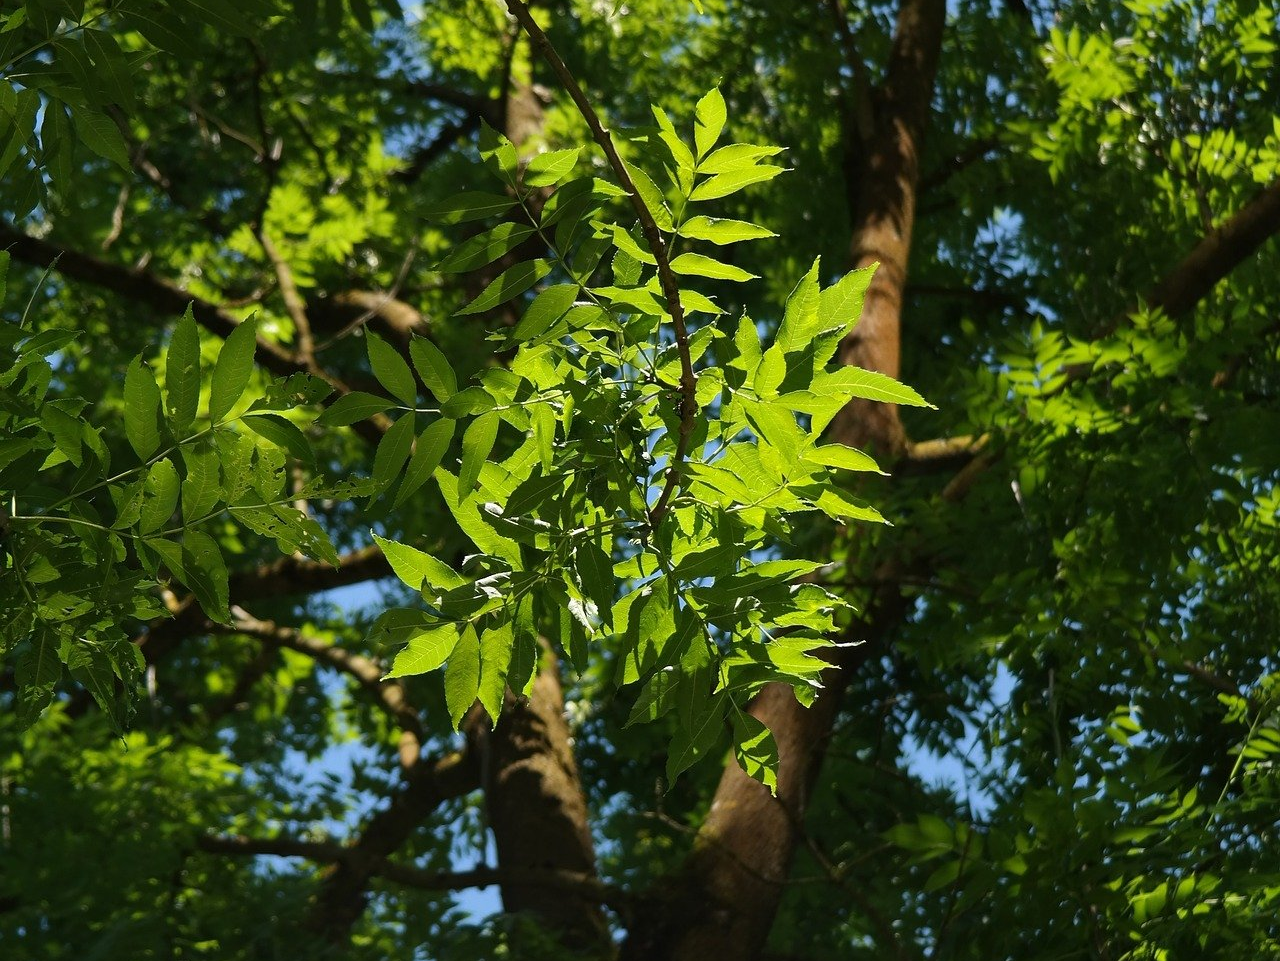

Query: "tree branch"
<box><xmin>138</xmin><ymin>545</ymin><xmax>393</xmax><ymax>665</ymax></box>
<box><xmin>502</xmin><ymin>0</ymin><xmax>697</xmax><ymax>529</ymax></box>
<box><xmin>0</xmin><ymin>225</ymin><xmax>389</xmax><ymax>442</ymax></box>
<box><xmin>304</xmin><ymin>747</ymin><xmax>481</xmax><ymax>942</ymax></box>
<box><xmin>197</xmin><ymin>833</ymin><xmax>630</xmax><ymax>913</ymax></box>
<box><xmin>216</xmin><ymin>609</ymin><xmax>424</xmax><ymax>768</ymax></box>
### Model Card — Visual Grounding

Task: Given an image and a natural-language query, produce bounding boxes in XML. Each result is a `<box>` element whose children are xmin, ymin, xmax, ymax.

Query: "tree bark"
<box><xmin>468</xmin><ymin>649</ymin><xmax>610</xmax><ymax>953</ymax></box>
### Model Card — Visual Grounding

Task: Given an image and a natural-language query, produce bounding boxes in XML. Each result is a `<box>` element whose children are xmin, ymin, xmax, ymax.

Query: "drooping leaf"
<box><xmin>444</xmin><ymin>624</ymin><xmax>482</xmax><ymax>729</ymax></box>
<box><xmin>477</xmin><ymin>619</ymin><xmax>513</xmax><ymax>724</ymax></box>
<box><xmin>394</xmin><ymin>418</ymin><xmax>455</xmax><ymax>508</ymax></box>
<box><xmin>181</xmin><ymin>529</ymin><xmax>230</xmax><ymax>622</ymax></box>
<box><xmin>574</xmin><ymin>540</ymin><xmax>615</xmax><ymax>627</ymax></box>
<box><xmin>458</xmin><ymin>410</ymin><xmax>499</xmax><ymax>497</ymax></box>
<box><xmin>165</xmin><ymin>306</ymin><xmax>201</xmax><ymax>434</ymax></box>
<box><xmin>123</xmin><ymin>356</ymin><xmax>163</xmax><ymax>461</ymax></box>
<box><xmin>371</xmin><ymin>413</ymin><xmax>415</xmax><ymax>493</ymax></box>
<box><xmin>366</xmin><ymin>331</ymin><xmax>417</xmax><ymax>405</ymax></box>
<box><xmin>398</xmin><ymin>343</ymin><xmax>452</xmax><ymax>412</ymax></box>
<box><xmin>731</xmin><ymin>711</ymin><xmax>779</xmax><ymax>794</ymax></box>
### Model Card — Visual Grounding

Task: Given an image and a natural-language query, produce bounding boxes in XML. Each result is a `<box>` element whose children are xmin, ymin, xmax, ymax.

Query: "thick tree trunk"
<box><xmin>622</xmin><ymin>2</ymin><xmax>946</xmax><ymax>957</ymax></box>
<box><xmin>468</xmin><ymin>650</ymin><xmax>610</xmax><ymax>952</ymax></box>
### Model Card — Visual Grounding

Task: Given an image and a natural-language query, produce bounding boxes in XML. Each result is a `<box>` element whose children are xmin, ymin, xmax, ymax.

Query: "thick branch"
<box><xmin>217</xmin><ymin>609</ymin><xmax>424</xmax><ymax>768</ymax></box>
<box><xmin>139</xmin><ymin>545</ymin><xmax>392</xmax><ymax>664</ymax></box>
<box><xmin>197</xmin><ymin>833</ymin><xmax>628</xmax><ymax>911</ymax></box>
<box><xmin>1143</xmin><ymin>176</ymin><xmax>1280</xmax><ymax>320</ymax></box>
<box><xmin>0</xmin><ymin>225</ymin><xmax>388</xmax><ymax>441</ymax></box>
<box><xmin>310</xmin><ymin>288</ymin><xmax>428</xmax><ymax>349</ymax></box>
<box><xmin>1050</xmin><ymin>175</ymin><xmax>1280</xmax><ymax>396</ymax></box>
<box><xmin>502</xmin><ymin>0</ymin><xmax>697</xmax><ymax>528</ymax></box>
<box><xmin>305</xmin><ymin>748</ymin><xmax>480</xmax><ymax>942</ymax></box>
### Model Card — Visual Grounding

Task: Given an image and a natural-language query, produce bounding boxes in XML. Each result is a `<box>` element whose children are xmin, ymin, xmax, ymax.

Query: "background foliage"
<box><xmin>2</xmin><ymin>0</ymin><xmax>1279</xmax><ymax>959</ymax></box>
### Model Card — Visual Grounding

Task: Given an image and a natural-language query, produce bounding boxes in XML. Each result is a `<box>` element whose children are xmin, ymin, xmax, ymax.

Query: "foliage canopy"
<box><xmin>2</xmin><ymin>0</ymin><xmax>1279</xmax><ymax>958</ymax></box>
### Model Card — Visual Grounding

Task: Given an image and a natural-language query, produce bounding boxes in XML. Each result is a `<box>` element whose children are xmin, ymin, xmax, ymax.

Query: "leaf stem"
<box><xmin>503</xmin><ymin>0</ymin><xmax>698</xmax><ymax>529</ymax></box>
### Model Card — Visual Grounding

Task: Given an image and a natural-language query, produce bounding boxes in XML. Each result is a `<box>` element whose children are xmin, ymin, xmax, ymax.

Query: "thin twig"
<box><xmin>503</xmin><ymin>0</ymin><xmax>697</xmax><ymax>529</ymax></box>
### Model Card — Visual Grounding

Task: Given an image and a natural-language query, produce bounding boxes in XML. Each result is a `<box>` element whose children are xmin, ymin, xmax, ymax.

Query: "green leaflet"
<box><xmin>622</xmin><ymin>161</ymin><xmax>674</xmax><ymax>232</ymax></box>
<box><xmin>455</xmin><ymin>259</ymin><xmax>552</xmax><ymax>316</ymax></box>
<box><xmin>70</xmin><ymin>103</ymin><xmax>130</xmax><ymax>168</ymax></box>
<box><xmin>180</xmin><ymin>439</ymin><xmax>221</xmax><ymax>523</ymax></box>
<box><xmin>371</xmin><ymin>413</ymin><xmax>415</xmax><ymax>493</ymax></box>
<box><xmin>677</xmin><ymin>215</ymin><xmax>776</xmax><ymax>245</ymax></box>
<box><xmin>165</xmin><ymin>307</ymin><xmax>201</xmax><ymax>433</ymax></box>
<box><xmin>697</xmin><ymin>143</ymin><xmax>785</xmax><ymax>174</ymax></box>
<box><xmin>242</xmin><ymin>413</ymin><xmax>314</xmax><ymax>466</ymax></box>
<box><xmin>421</xmin><ymin>190</ymin><xmax>516</xmax><ymax>224</ymax></box>
<box><xmin>477</xmin><ymin>619</ymin><xmax>513</xmax><ymax>725</ymax></box>
<box><xmin>384</xmin><ymin>623</ymin><xmax>460</xmax><ymax>679</ymax></box>
<box><xmin>458</xmin><ymin>410</ymin><xmax>499</xmax><ymax>497</ymax></box>
<box><xmin>776</xmin><ymin>258</ymin><xmax>821</xmax><ymax>355</ymax></box>
<box><xmin>689</xmin><ymin>165</ymin><xmax>786</xmax><ymax>201</ymax></box>
<box><xmin>667</xmin><ymin>688</ymin><xmax>727</xmax><ymax>784</ymax></box>
<box><xmin>371</xmin><ymin>532</ymin><xmax>466</xmax><ymax>593</ymax></box>
<box><xmin>669</xmin><ymin>252</ymin><xmax>758</xmax><ymax>282</ymax></box>
<box><xmin>436</xmin><ymin>222</ymin><xmax>536</xmax><ymax>274</ymax></box>
<box><xmin>317</xmin><ymin>391</ymin><xmax>394</xmax><ymax>426</ymax></box>
<box><xmin>409</xmin><ymin>336</ymin><xmax>457</xmax><ymax>401</ymax></box>
<box><xmin>693</xmin><ymin>86</ymin><xmax>727</xmax><ymax>159</ymax></box>
<box><xmin>513</xmin><ymin>284</ymin><xmax>579</xmax><ymax>342</ymax></box>
<box><xmin>366</xmin><ymin>332</ymin><xmax>417</xmax><ymax>405</ymax></box>
<box><xmin>181</xmin><ymin>529</ymin><xmax>229</xmax><ymax>623</ymax></box>
<box><xmin>139</xmin><ymin>458</ymin><xmax>180</xmax><ymax>535</ymax></box>
<box><xmin>731</xmin><ymin>711</ymin><xmax>779</xmax><ymax>794</ymax></box>
<box><xmin>444</xmin><ymin>624</ymin><xmax>482</xmax><ymax>729</ymax></box>
<box><xmin>574</xmin><ymin>540</ymin><xmax>614</xmax><ymax>628</ymax></box>
<box><xmin>123</xmin><ymin>356</ymin><xmax>163</xmax><ymax>460</ymax></box>
<box><xmin>817</xmin><ymin>366</ymin><xmax>935</xmax><ymax>408</ymax></box>
<box><xmin>524</xmin><ymin>147</ymin><xmax>582</xmax><ymax>188</ymax></box>
<box><xmin>507</xmin><ymin>596</ymin><xmax>539</xmax><ymax>697</ymax></box>
<box><xmin>209</xmin><ymin>316</ymin><xmax>258</xmax><ymax>423</ymax></box>
<box><xmin>394</xmin><ymin>418</ymin><xmax>455</xmax><ymax>508</ymax></box>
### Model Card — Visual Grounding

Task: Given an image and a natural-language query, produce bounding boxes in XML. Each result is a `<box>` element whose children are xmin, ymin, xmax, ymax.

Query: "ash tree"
<box><xmin>2</xmin><ymin>0</ymin><xmax>1279</xmax><ymax>959</ymax></box>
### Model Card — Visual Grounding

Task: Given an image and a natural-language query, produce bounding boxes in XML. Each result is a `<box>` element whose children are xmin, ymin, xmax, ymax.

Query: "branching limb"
<box><xmin>0</xmin><ymin>224</ymin><xmax>389</xmax><ymax>442</ymax></box>
<box><xmin>197</xmin><ymin>833</ymin><xmax>630</xmax><ymax>912</ymax></box>
<box><xmin>215</xmin><ymin>608</ymin><xmax>424</xmax><ymax>768</ymax></box>
<box><xmin>502</xmin><ymin>0</ymin><xmax>697</xmax><ymax>529</ymax></box>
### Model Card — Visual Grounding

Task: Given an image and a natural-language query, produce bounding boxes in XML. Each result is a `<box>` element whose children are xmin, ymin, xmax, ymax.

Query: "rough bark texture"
<box><xmin>622</xmin><ymin>2</ymin><xmax>947</xmax><ymax>957</ymax></box>
<box><xmin>468</xmin><ymin>650</ymin><xmax>610</xmax><ymax>952</ymax></box>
